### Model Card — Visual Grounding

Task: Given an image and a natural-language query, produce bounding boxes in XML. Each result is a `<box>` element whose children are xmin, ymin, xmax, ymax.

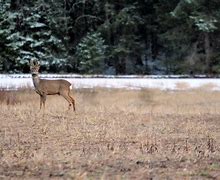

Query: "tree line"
<box><xmin>1</xmin><ymin>0</ymin><xmax>220</xmax><ymax>75</ymax></box>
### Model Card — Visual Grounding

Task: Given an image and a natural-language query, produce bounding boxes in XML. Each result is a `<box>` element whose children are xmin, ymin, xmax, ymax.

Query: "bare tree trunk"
<box><xmin>204</xmin><ymin>32</ymin><xmax>212</xmax><ymax>74</ymax></box>
<box><xmin>64</xmin><ymin>0</ymin><xmax>68</xmax><ymax>37</ymax></box>
<box><xmin>186</xmin><ymin>41</ymin><xmax>198</xmax><ymax>75</ymax></box>
<box><xmin>105</xmin><ymin>2</ymin><xmax>111</xmax><ymax>44</ymax></box>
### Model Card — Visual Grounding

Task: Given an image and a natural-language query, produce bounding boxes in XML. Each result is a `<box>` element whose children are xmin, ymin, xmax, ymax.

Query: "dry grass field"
<box><xmin>0</xmin><ymin>87</ymin><xmax>220</xmax><ymax>179</ymax></box>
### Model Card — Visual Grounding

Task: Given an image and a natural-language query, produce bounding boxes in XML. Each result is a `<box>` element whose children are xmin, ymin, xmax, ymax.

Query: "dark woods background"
<box><xmin>1</xmin><ymin>0</ymin><xmax>220</xmax><ymax>75</ymax></box>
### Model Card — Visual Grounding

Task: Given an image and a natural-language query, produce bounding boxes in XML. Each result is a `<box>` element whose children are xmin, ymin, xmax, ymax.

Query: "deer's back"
<box><xmin>39</xmin><ymin>79</ymin><xmax>71</xmax><ymax>95</ymax></box>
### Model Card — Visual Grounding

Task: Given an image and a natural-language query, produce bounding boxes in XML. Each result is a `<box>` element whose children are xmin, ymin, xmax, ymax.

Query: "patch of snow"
<box><xmin>1</xmin><ymin>74</ymin><xmax>220</xmax><ymax>91</ymax></box>
<box><xmin>20</xmin><ymin>51</ymin><xmax>34</xmax><ymax>55</ymax></box>
<box><xmin>30</xmin><ymin>22</ymin><xmax>46</xmax><ymax>28</ymax></box>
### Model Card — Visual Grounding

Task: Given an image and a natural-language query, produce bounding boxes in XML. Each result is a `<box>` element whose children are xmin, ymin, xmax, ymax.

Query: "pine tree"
<box><xmin>0</xmin><ymin>0</ymin><xmax>68</xmax><ymax>73</ymax></box>
<box><xmin>165</xmin><ymin>0</ymin><xmax>220</xmax><ymax>74</ymax></box>
<box><xmin>76</xmin><ymin>32</ymin><xmax>107</xmax><ymax>74</ymax></box>
<box><xmin>0</xmin><ymin>1</ymin><xmax>18</xmax><ymax>72</ymax></box>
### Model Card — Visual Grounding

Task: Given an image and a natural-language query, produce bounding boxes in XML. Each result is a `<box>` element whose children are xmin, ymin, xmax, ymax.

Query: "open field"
<box><xmin>1</xmin><ymin>88</ymin><xmax>220</xmax><ymax>179</ymax></box>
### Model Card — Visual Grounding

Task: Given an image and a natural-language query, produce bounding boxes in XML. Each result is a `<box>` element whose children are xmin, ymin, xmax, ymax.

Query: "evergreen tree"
<box><xmin>1</xmin><ymin>0</ymin><xmax>220</xmax><ymax>74</ymax></box>
<box><xmin>0</xmin><ymin>0</ymin><xmax>68</xmax><ymax>73</ymax></box>
<box><xmin>164</xmin><ymin>0</ymin><xmax>220</xmax><ymax>74</ymax></box>
<box><xmin>76</xmin><ymin>32</ymin><xmax>107</xmax><ymax>74</ymax></box>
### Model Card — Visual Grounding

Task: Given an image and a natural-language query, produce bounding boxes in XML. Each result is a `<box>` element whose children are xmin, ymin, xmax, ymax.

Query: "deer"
<box><xmin>30</xmin><ymin>59</ymin><xmax>75</xmax><ymax>111</ymax></box>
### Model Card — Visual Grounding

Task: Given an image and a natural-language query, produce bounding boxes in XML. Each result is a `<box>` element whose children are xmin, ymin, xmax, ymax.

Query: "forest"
<box><xmin>1</xmin><ymin>0</ymin><xmax>220</xmax><ymax>75</ymax></box>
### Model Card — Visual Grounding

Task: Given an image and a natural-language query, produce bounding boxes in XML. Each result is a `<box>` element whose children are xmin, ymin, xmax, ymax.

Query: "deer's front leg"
<box><xmin>42</xmin><ymin>93</ymin><xmax>46</xmax><ymax>109</ymax></box>
<box><xmin>40</xmin><ymin>95</ymin><xmax>43</xmax><ymax>109</ymax></box>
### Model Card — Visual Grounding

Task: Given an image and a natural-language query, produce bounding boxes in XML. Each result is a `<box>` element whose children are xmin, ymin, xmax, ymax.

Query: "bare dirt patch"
<box><xmin>0</xmin><ymin>88</ymin><xmax>220</xmax><ymax>179</ymax></box>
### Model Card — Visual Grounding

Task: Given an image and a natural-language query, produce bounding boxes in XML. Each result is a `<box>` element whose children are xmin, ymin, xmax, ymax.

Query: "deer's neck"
<box><xmin>32</xmin><ymin>74</ymin><xmax>41</xmax><ymax>90</ymax></box>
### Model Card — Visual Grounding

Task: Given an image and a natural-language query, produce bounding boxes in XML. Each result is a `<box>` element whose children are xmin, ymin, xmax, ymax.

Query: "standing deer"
<box><xmin>30</xmin><ymin>59</ymin><xmax>75</xmax><ymax>111</ymax></box>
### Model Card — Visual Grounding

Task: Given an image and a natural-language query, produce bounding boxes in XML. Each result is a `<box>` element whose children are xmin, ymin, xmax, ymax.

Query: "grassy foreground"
<box><xmin>0</xmin><ymin>88</ymin><xmax>220</xmax><ymax>179</ymax></box>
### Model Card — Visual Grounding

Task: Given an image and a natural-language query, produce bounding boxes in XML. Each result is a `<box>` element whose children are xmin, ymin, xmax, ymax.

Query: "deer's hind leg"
<box><xmin>40</xmin><ymin>95</ymin><xmax>43</xmax><ymax>109</ymax></box>
<box><xmin>68</xmin><ymin>92</ymin><xmax>76</xmax><ymax>111</ymax></box>
<box><xmin>60</xmin><ymin>91</ymin><xmax>73</xmax><ymax>110</ymax></box>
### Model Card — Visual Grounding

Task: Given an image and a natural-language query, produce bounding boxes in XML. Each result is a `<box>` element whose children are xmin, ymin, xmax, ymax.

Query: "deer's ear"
<box><xmin>35</xmin><ymin>60</ymin><xmax>40</xmax><ymax>67</ymax></box>
<box><xmin>30</xmin><ymin>59</ymin><xmax>34</xmax><ymax>66</ymax></box>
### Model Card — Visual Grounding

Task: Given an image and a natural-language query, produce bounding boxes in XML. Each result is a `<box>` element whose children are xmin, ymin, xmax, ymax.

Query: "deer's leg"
<box><xmin>68</xmin><ymin>92</ymin><xmax>76</xmax><ymax>111</ymax></box>
<box><xmin>71</xmin><ymin>97</ymin><xmax>76</xmax><ymax>112</ymax></box>
<box><xmin>40</xmin><ymin>95</ymin><xmax>43</xmax><ymax>109</ymax></box>
<box><xmin>61</xmin><ymin>92</ymin><xmax>72</xmax><ymax>110</ymax></box>
<box><xmin>42</xmin><ymin>94</ymin><xmax>47</xmax><ymax>109</ymax></box>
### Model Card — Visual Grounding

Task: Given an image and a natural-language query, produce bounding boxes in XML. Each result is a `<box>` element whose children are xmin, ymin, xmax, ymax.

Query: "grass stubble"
<box><xmin>0</xmin><ymin>88</ymin><xmax>220</xmax><ymax>179</ymax></box>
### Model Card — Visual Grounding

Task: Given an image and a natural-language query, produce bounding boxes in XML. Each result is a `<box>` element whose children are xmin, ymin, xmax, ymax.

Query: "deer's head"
<box><xmin>30</xmin><ymin>59</ymin><xmax>40</xmax><ymax>75</ymax></box>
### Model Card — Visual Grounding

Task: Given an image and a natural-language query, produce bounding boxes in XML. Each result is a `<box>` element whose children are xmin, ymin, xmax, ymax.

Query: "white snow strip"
<box><xmin>0</xmin><ymin>74</ymin><xmax>220</xmax><ymax>91</ymax></box>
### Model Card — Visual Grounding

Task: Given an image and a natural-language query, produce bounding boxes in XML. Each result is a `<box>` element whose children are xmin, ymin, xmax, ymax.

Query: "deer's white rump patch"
<box><xmin>70</xmin><ymin>85</ymin><xmax>73</xmax><ymax>90</ymax></box>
